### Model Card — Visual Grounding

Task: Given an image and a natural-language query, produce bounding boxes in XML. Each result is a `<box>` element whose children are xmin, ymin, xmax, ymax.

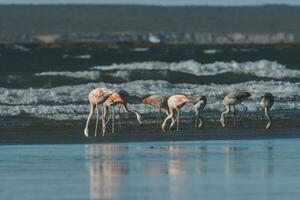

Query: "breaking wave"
<box><xmin>35</xmin><ymin>60</ymin><xmax>300</xmax><ymax>81</ymax></box>
<box><xmin>0</xmin><ymin>80</ymin><xmax>299</xmax><ymax>120</ymax></box>
<box><xmin>35</xmin><ymin>71</ymin><xmax>101</xmax><ymax>80</ymax></box>
<box><xmin>92</xmin><ymin>60</ymin><xmax>300</xmax><ymax>79</ymax></box>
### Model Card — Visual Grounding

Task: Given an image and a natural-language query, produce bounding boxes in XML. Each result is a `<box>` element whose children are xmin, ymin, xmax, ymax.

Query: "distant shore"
<box><xmin>1</xmin><ymin>5</ymin><xmax>300</xmax><ymax>44</ymax></box>
<box><xmin>2</xmin><ymin>41</ymin><xmax>300</xmax><ymax>49</ymax></box>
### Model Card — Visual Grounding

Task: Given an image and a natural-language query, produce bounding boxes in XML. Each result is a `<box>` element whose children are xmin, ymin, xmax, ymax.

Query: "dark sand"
<box><xmin>1</xmin><ymin>114</ymin><xmax>300</xmax><ymax>145</ymax></box>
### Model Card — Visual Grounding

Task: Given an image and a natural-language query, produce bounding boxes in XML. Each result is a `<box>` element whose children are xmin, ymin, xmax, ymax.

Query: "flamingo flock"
<box><xmin>84</xmin><ymin>88</ymin><xmax>275</xmax><ymax>137</ymax></box>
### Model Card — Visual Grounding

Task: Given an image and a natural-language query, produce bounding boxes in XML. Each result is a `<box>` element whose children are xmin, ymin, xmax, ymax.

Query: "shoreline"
<box><xmin>1</xmin><ymin>115</ymin><xmax>299</xmax><ymax>145</ymax></box>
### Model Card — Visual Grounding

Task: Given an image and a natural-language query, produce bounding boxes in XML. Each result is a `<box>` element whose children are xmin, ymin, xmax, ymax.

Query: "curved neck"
<box><xmin>264</xmin><ymin>108</ymin><xmax>272</xmax><ymax>123</ymax></box>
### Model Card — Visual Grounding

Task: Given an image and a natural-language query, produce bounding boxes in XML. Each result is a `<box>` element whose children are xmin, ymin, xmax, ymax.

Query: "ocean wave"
<box><xmin>0</xmin><ymin>101</ymin><xmax>299</xmax><ymax>121</ymax></box>
<box><xmin>0</xmin><ymin>80</ymin><xmax>299</xmax><ymax>120</ymax></box>
<box><xmin>62</xmin><ymin>54</ymin><xmax>92</xmax><ymax>59</ymax></box>
<box><xmin>1</xmin><ymin>80</ymin><xmax>299</xmax><ymax>105</ymax></box>
<box><xmin>92</xmin><ymin>60</ymin><xmax>300</xmax><ymax>79</ymax></box>
<box><xmin>35</xmin><ymin>71</ymin><xmax>101</xmax><ymax>80</ymax></box>
<box><xmin>203</xmin><ymin>49</ymin><xmax>223</xmax><ymax>54</ymax></box>
<box><xmin>130</xmin><ymin>47</ymin><xmax>149</xmax><ymax>52</ymax></box>
<box><xmin>33</xmin><ymin>60</ymin><xmax>300</xmax><ymax>81</ymax></box>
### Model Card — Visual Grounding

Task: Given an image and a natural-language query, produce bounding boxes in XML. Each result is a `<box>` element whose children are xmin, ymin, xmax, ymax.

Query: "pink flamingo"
<box><xmin>260</xmin><ymin>93</ymin><xmax>274</xmax><ymax>129</ymax></box>
<box><xmin>84</xmin><ymin>87</ymin><xmax>115</xmax><ymax>137</ymax></box>
<box><xmin>220</xmin><ymin>91</ymin><xmax>251</xmax><ymax>128</ymax></box>
<box><xmin>192</xmin><ymin>95</ymin><xmax>207</xmax><ymax>128</ymax></box>
<box><xmin>143</xmin><ymin>95</ymin><xmax>169</xmax><ymax>126</ymax></box>
<box><xmin>102</xmin><ymin>90</ymin><xmax>143</xmax><ymax>136</ymax></box>
<box><xmin>162</xmin><ymin>95</ymin><xmax>189</xmax><ymax>131</ymax></box>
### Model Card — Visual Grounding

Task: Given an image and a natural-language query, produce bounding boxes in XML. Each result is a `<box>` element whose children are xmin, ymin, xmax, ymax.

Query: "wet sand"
<box><xmin>0</xmin><ymin>114</ymin><xmax>300</xmax><ymax>145</ymax></box>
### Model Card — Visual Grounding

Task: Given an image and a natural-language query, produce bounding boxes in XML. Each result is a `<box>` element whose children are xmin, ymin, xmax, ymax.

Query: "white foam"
<box><xmin>62</xmin><ymin>54</ymin><xmax>92</xmax><ymax>59</ymax></box>
<box><xmin>231</xmin><ymin>48</ymin><xmax>259</xmax><ymax>52</ymax></box>
<box><xmin>12</xmin><ymin>45</ymin><xmax>30</xmax><ymax>52</ymax></box>
<box><xmin>0</xmin><ymin>80</ymin><xmax>299</xmax><ymax>120</ymax></box>
<box><xmin>149</xmin><ymin>35</ymin><xmax>160</xmax><ymax>43</ymax></box>
<box><xmin>203</xmin><ymin>49</ymin><xmax>222</xmax><ymax>54</ymax></box>
<box><xmin>35</xmin><ymin>71</ymin><xmax>100</xmax><ymax>80</ymax></box>
<box><xmin>130</xmin><ymin>48</ymin><xmax>149</xmax><ymax>52</ymax></box>
<box><xmin>92</xmin><ymin>60</ymin><xmax>300</xmax><ymax>79</ymax></box>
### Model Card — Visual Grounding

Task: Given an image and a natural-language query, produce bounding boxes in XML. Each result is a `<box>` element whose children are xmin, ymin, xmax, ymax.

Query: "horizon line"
<box><xmin>0</xmin><ymin>3</ymin><xmax>298</xmax><ymax>6</ymax></box>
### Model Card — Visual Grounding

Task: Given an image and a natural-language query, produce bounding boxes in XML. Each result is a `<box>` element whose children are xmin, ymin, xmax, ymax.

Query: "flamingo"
<box><xmin>162</xmin><ymin>95</ymin><xmax>189</xmax><ymax>131</ymax></box>
<box><xmin>102</xmin><ymin>89</ymin><xmax>143</xmax><ymax>136</ymax></box>
<box><xmin>84</xmin><ymin>87</ymin><xmax>115</xmax><ymax>137</ymax></box>
<box><xmin>220</xmin><ymin>91</ymin><xmax>251</xmax><ymax>128</ymax></box>
<box><xmin>143</xmin><ymin>95</ymin><xmax>169</xmax><ymax>126</ymax></box>
<box><xmin>260</xmin><ymin>93</ymin><xmax>274</xmax><ymax>129</ymax></box>
<box><xmin>192</xmin><ymin>95</ymin><xmax>207</xmax><ymax>128</ymax></box>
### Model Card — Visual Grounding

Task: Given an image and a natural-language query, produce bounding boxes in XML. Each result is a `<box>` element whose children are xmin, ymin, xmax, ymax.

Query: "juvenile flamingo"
<box><xmin>84</xmin><ymin>87</ymin><xmax>115</xmax><ymax>137</ymax></box>
<box><xmin>192</xmin><ymin>95</ymin><xmax>207</xmax><ymax>128</ymax></box>
<box><xmin>220</xmin><ymin>91</ymin><xmax>251</xmax><ymax>128</ymax></box>
<box><xmin>260</xmin><ymin>93</ymin><xmax>274</xmax><ymax>129</ymax></box>
<box><xmin>162</xmin><ymin>95</ymin><xmax>189</xmax><ymax>131</ymax></box>
<box><xmin>143</xmin><ymin>95</ymin><xmax>169</xmax><ymax>126</ymax></box>
<box><xmin>102</xmin><ymin>89</ymin><xmax>143</xmax><ymax>135</ymax></box>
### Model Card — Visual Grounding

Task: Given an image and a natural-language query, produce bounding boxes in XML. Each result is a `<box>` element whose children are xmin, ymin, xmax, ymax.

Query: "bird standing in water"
<box><xmin>192</xmin><ymin>95</ymin><xmax>207</xmax><ymax>128</ymax></box>
<box><xmin>220</xmin><ymin>91</ymin><xmax>251</xmax><ymax>128</ymax></box>
<box><xmin>102</xmin><ymin>90</ymin><xmax>143</xmax><ymax>136</ymax></box>
<box><xmin>84</xmin><ymin>87</ymin><xmax>115</xmax><ymax>137</ymax></box>
<box><xmin>162</xmin><ymin>95</ymin><xmax>189</xmax><ymax>131</ymax></box>
<box><xmin>260</xmin><ymin>93</ymin><xmax>274</xmax><ymax>129</ymax></box>
<box><xmin>143</xmin><ymin>95</ymin><xmax>169</xmax><ymax>126</ymax></box>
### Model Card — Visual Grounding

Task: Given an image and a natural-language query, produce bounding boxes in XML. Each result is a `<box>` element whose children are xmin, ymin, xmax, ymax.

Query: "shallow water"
<box><xmin>1</xmin><ymin>139</ymin><xmax>300</xmax><ymax>199</ymax></box>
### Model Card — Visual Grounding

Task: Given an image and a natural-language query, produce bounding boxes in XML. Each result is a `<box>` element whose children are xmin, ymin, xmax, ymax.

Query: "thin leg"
<box><xmin>102</xmin><ymin>105</ymin><xmax>109</xmax><ymax>136</ymax></box>
<box><xmin>265</xmin><ymin>108</ymin><xmax>272</xmax><ymax>129</ymax></box>
<box><xmin>104</xmin><ymin>108</ymin><xmax>112</xmax><ymax>134</ymax></box>
<box><xmin>199</xmin><ymin>116</ymin><xmax>204</xmax><ymax>128</ymax></box>
<box><xmin>162</xmin><ymin>109</ymin><xmax>173</xmax><ymax>131</ymax></box>
<box><xmin>176</xmin><ymin>110</ymin><xmax>180</xmax><ymax>131</ymax></box>
<box><xmin>240</xmin><ymin>103</ymin><xmax>248</xmax><ymax>126</ymax></box>
<box><xmin>261</xmin><ymin>108</ymin><xmax>265</xmax><ymax>120</ymax></box>
<box><xmin>195</xmin><ymin>109</ymin><xmax>199</xmax><ymax>128</ymax></box>
<box><xmin>84</xmin><ymin>104</ymin><xmax>95</xmax><ymax>137</ymax></box>
<box><xmin>112</xmin><ymin>106</ymin><xmax>115</xmax><ymax>134</ymax></box>
<box><xmin>169</xmin><ymin>108</ymin><xmax>179</xmax><ymax>131</ymax></box>
<box><xmin>156</xmin><ymin>107</ymin><xmax>161</xmax><ymax>127</ymax></box>
<box><xmin>95</xmin><ymin>103</ymin><xmax>99</xmax><ymax>137</ymax></box>
<box><xmin>233</xmin><ymin>106</ymin><xmax>236</xmax><ymax>128</ymax></box>
<box><xmin>118</xmin><ymin>104</ymin><xmax>122</xmax><ymax>129</ymax></box>
<box><xmin>198</xmin><ymin>110</ymin><xmax>204</xmax><ymax>128</ymax></box>
<box><xmin>220</xmin><ymin>105</ymin><xmax>230</xmax><ymax>128</ymax></box>
<box><xmin>122</xmin><ymin>103</ymin><xmax>143</xmax><ymax>126</ymax></box>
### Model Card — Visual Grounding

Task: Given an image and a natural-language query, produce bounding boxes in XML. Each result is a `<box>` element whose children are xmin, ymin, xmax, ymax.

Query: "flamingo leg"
<box><xmin>240</xmin><ymin>103</ymin><xmax>248</xmax><ymax>125</ymax></box>
<box><xmin>162</xmin><ymin>109</ymin><xmax>173</xmax><ymax>131</ymax></box>
<box><xmin>156</xmin><ymin>107</ymin><xmax>161</xmax><ymax>127</ymax></box>
<box><xmin>176</xmin><ymin>110</ymin><xmax>180</xmax><ymax>131</ymax></box>
<box><xmin>104</xmin><ymin>107</ymin><xmax>112</xmax><ymax>134</ymax></box>
<box><xmin>169</xmin><ymin>108</ymin><xmax>179</xmax><ymax>131</ymax></box>
<box><xmin>102</xmin><ymin>105</ymin><xmax>110</xmax><ymax>136</ymax></box>
<box><xmin>195</xmin><ymin>109</ymin><xmax>199</xmax><ymax>128</ymax></box>
<box><xmin>118</xmin><ymin>104</ymin><xmax>122</xmax><ymax>129</ymax></box>
<box><xmin>265</xmin><ymin>108</ymin><xmax>272</xmax><ymax>129</ymax></box>
<box><xmin>233</xmin><ymin>105</ymin><xmax>236</xmax><ymax>128</ymax></box>
<box><xmin>84</xmin><ymin>104</ymin><xmax>95</xmax><ymax>137</ymax></box>
<box><xmin>94</xmin><ymin>103</ymin><xmax>99</xmax><ymax>137</ymax></box>
<box><xmin>199</xmin><ymin>115</ymin><xmax>204</xmax><ymax>128</ymax></box>
<box><xmin>220</xmin><ymin>105</ymin><xmax>230</xmax><ymax>128</ymax></box>
<box><xmin>112</xmin><ymin>106</ymin><xmax>115</xmax><ymax>134</ymax></box>
<box><xmin>198</xmin><ymin>110</ymin><xmax>204</xmax><ymax>128</ymax></box>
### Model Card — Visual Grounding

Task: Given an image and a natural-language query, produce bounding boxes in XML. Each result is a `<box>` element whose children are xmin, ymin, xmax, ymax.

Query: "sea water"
<box><xmin>1</xmin><ymin>139</ymin><xmax>300</xmax><ymax>199</ymax></box>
